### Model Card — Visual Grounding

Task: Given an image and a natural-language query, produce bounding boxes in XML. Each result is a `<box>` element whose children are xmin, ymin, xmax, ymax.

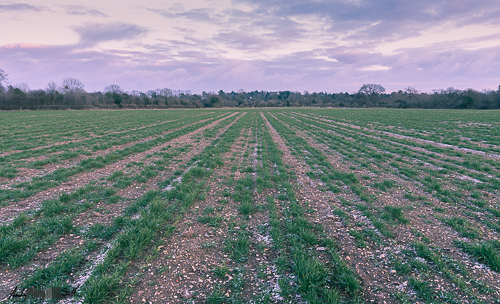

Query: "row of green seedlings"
<box><xmin>0</xmin><ymin>113</ymin><xmax>230</xmax><ymax>205</ymax></box>
<box><xmin>0</xmin><ymin>140</ymin><xmax>206</xmax><ymax>283</ymax></box>
<box><xmin>204</xmin><ymin>113</ymin><xmax>270</xmax><ymax>303</ymax></box>
<box><xmin>284</xmin><ymin>113</ymin><xmax>500</xmax><ymax>265</ymax></box>
<box><xmin>303</xmin><ymin>109</ymin><xmax>500</xmax><ymax>154</ymax></box>
<box><xmin>0</xmin><ymin>109</ymin><xmax>215</xmax><ymax>153</ymax></box>
<box><xmin>390</xmin><ymin>242</ymin><xmax>498</xmax><ymax>303</ymax></box>
<box><xmin>68</xmin><ymin>112</ymin><xmax>249</xmax><ymax>302</ymax></box>
<box><xmin>118</xmin><ymin>112</ymin><xmax>249</xmax><ymax>301</ymax></box>
<box><xmin>294</xmin><ymin>112</ymin><xmax>500</xmax><ymax>183</ymax></box>
<box><xmin>274</xmin><ymin>113</ymin><xmax>500</xmax><ymax>302</ymax></box>
<box><xmin>259</xmin><ymin>113</ymin><xmax>362</xmax><ymax>303</ymax></box>
<box><xmin>3</xmin><ymin>120</ymin><xmax>224</xmax><ymax>301</ymax></box>
<box><xmin>288</xmin><ymin>113</ymin><xmax>500</xmax><ymax>242</ymax></box>
<box><xmin>288</xmin><ymin>112</ymin><xmax>500</xmax><ymax>183</ymax></box>
<box><xmin>206</xmin><ymin>112</ymin><xmax>323</xmax><ymax>303</ymax></box>
<box><xmin>265</xmin><ymin>113</ymin><xmax>469</xmax><ymax>301</ymax></box>
<box><xmin>265</xmin><ymin>113</ymin><xmax>405</xmax><ymax>238</ymax></box>
<box><xmin>109</xmin><ymin>115</ymin><xmax>251</xmax><ymax>303</ymax></box>
<box><xmin>0</xmin><ymin>112</ymin><xmax>221</xmax><ymax>181</ymax></box>
<box><xmin>229</xmin><ymin>126</ymin><xmax>253</xmax><ymax>174</ymax></box>
<box><xmin>0</xmin><ymin>111</ymin><xmax>190</xmax><ymax>169</ymax></box>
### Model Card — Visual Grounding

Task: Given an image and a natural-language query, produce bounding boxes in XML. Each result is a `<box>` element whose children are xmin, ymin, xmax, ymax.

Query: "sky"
<box><xmin>1</xmin><ymin>0</ymin><xmax>500</xmax><ymax>94</ymax></box>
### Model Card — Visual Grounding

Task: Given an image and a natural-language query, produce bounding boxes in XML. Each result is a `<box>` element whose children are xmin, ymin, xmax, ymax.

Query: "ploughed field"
<box><xmin>0</xmin><ymin>109</ymin><xmax>499</xmax><ymax>304</ymax></box>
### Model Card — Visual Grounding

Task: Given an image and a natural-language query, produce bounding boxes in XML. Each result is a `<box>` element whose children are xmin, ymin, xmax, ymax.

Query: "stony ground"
<box><xmin>1</xmin><ymin>109</ymin><xmax>499</xmax><ymax>304</ymax></box>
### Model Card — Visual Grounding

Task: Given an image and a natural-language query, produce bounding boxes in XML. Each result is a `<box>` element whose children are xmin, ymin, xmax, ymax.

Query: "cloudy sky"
<box><xmin>1</xmin><ymin>0</ymin><xmax>500</xmax><ymax>93</ymax></box>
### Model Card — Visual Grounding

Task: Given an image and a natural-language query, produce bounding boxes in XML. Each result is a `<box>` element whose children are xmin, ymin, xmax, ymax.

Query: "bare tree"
<box><xmin>46</xmin><ymin>81</ymin><xmax>59</xmax><ymax>93</ymax></box>
<box><xmin>104</xmin><ymin>84</ymin><xmax>123</xmax><ymax>94</ymax></box>
<box><xmin>404</xmin><ymin>86</ymin><xmax>418</xmax><ymax>95</ymax></box>
<box><xmin>13</xmin><ymin>83</ymin><xmax>30</xmax><ymax>93</ymax></box>
<box><xmin>46</xmin><ymin>81</ymin><xmax>60</xmax><ymax>106</ymax></box>
<box><xmin>61</xmin><ymin>77</ymin><xmax>85</xmax><ymax>94</ymax></box>
<box><xmin>61</xmin><ymin>77</ymin><xmax>85</xmax><ymax>106</ymax></box>
<box><xmin>0</xmin><ymin>69</ymin><xmax>8</xmax><ymax>92</ymax></box>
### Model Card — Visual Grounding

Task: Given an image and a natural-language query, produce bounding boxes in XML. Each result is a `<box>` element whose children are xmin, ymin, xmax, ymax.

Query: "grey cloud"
<box><xmin>0</xmin><ymin>3</ymin><xmax>47</xmax><ymax>11</ymax></box>
<box><xmin>150</xmin><ymin>5</ymin><xmax>306</xmax><ymax>51</ymax></box>
<box><xmin>233</xmin><ymin>0</ymin><xmax>500</xmax><ymax>43</ymax></box>
<box><xmin>215</xmin><ymin>31</ymin><xmax>267</xmax><ymax>49</ymax></box>
<box><xmin>62</xmin><ymin>5</ymin><xmax>109</xmax><ymax>17</ymax></box>
<box><xmin>2</xmin><ymin>39</ymin><xmax>500</xmax><ymax>94</ymax></box>
<box><xmin>149</xmin><ymin>8</ymin><xmax>221</xmax><ymax>24</ymax></box>
<box><xmin>73</xmin><ymin>23</ymin><xmax>148</xmax><ymax>46</ymax></box>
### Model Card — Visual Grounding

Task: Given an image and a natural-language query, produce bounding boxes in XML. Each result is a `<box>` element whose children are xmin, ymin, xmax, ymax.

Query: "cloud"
<box><xmin>62</xmin><ymin>5</ymin><xmax>109</xmax><ymax>17</ymax></box>
<box><xmin>149</xmin><ymin>7</ymin><xmax>221</xmax><ymax>24</ymax></box>
<box><xmin>72</xmin><ymin>22</ymin><xmax>148</xmax><ymax>47</ymax></box>
<box><xmin>358</xmin><ymin>65</ymin><xmax>391</xmax><ymax>71</ymax></box>
<box><xmin>2</xmin><ymin>0</ymin><xmax>500</xmax><ymax>94</ymax></box>
<box><xmin>215</xmin><ymin>31</ymin><xmax>267</xmax><ymax>49</ymax></box>
<box><xmin>233</xmin><ymin>0</ymin><xmax>500</xmax><ymax>43</ymax></box>
<box><xmin>0</xmin><ymin>3</ymin><xmax>47</xmax><ymax>12</ymax></box>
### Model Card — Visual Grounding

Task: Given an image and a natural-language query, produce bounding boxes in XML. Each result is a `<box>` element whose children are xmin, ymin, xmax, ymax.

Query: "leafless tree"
<box><xmin>404</xmin><ymin>86</ymin><xmax>419</xmax><ymax>95</ymax></box>
<box><xmin>45</xmin><ymin>81</ymin><xmax>60</xmax><ymax>106</ymax></box>
<box><xmin>46</xmin><ymin>81</ymin><xmax>59</xmax><ymax>93</ymax></box>
<box><xmin>0</xmin><ymin>69</ymin><xmax>8</xmax><ymax>92</ymax></box>
<box><xmin>61</xmin><ymin>77</ymin><xmax>85</xmax><ymax>94</ymax></box>
<box><xmin>61</xmin><ymin>77</ymin><xmax>85</xmax><ymax>106</ymax></box>
<box><xmin>104</xmin><ymin>84</ymin><xmax>123</xmax><ymax>94</ymax></box>
<box><xmin>13</xmin><ymin>83</ymin><xmax>30</xmax><ymax>93</ymax></box>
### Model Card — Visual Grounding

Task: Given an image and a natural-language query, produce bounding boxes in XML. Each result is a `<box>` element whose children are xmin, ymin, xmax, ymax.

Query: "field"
<box><xmin>0</xmin><ymin>108</ymin><xmax>499</xmax><ymax>304</ymax></box>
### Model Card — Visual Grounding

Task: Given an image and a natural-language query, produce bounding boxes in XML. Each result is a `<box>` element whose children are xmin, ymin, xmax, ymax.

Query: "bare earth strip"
<box><xmin>126</xmin><ymin>116</ymin><xmax>286</xmax><ymax>303</ymax></box>
<box><xmin>0</xmin><ymin>113</ymin><xmax>245</xmax><ymax>299</ymax></box>
<box><xmin>0</xmin><ymin>113</ymin><xmax>239</xmax><ymax>224</ymax></box>
<box><xmin>0</xmin><ymin>115</ymin><xmax>229</xmax><ymax>188</ymax></box>
<box><xmin>294</xmin><ymin>112</ymin><xmax>500</xmax><ymax>160</ymax></box>
<box><xmin>285</xmin><ymin>112</ymin><xmax>500</xmax><ymax>184</ymax></box>
<box><xmin>262</xmin><ymin>112</ymin><xmax>415</xmax><ymax>302</ymax></box>
<box><xmin>270</xmin><ymin>112</ymin><xmax>500</xmax><ymax>302</ymax></box>
<box><xmin>80</xmin><ymin>112</ymin><xmax>247</xmax><ymax>226</ymax></box>
<box><xmin>0</xmin><ymin>118</ymin><xmax>180</xmax><ymax>158</ymax></box>
<box><xmin>126</xmin><ymin>125</ymin><xmax>254</xmax><ymax>303</ymax></box>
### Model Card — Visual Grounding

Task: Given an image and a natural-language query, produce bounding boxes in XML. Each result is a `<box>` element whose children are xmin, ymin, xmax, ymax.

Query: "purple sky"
<box><xmin>1</xmin><ymin>0</ymin><xmax>500</xmax><ymax>94</ymax></box>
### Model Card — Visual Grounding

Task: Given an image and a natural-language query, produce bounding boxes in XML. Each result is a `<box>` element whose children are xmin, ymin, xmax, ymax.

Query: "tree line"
<box><xmin>1</xmin><ymin>71</ymin><xmax>499</xmax><ymax>110</ymax></box>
